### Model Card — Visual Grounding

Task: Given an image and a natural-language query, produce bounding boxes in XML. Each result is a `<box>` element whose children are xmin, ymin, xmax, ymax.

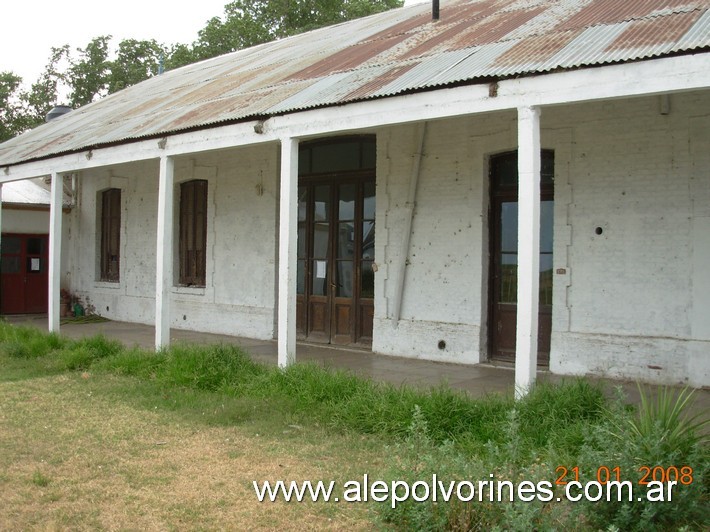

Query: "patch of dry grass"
<box><xmin>0</xmin><ymin>372</ymin><xmax>385</xmax><ymax>530</ymax></box>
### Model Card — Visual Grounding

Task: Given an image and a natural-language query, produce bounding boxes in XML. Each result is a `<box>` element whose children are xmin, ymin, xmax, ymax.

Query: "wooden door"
<box><xmin>489</xmin><ymin>151</ymin><xmax>554</xmax><ymax>364</ymax></box>
<box><xmin>1</xmin><ymin>234</ymin><xmax>49</xmax><ymax>314</ymax></box>
<box><xmin>296</xmin><ymin>178</ymin><xmax>375</xmax><ymax>346</ymax></box>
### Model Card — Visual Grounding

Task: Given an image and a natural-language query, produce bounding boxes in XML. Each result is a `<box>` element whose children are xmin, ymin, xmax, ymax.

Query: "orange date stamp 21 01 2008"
<box><xmin>555</xmin><ymin>466</ymin><xmax>694</xmax><ymax>486</ymax></box>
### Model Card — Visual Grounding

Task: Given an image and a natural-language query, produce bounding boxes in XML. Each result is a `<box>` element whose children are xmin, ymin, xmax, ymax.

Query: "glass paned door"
<box><xmin>489</xmin><ymin>151</ymin><xmax>554</xmax><ymax>364</ymax></box>
<box><xmin>296</xmin><ymin>178</ymin><xmax>375</xmax><ymax>345</ymax></box>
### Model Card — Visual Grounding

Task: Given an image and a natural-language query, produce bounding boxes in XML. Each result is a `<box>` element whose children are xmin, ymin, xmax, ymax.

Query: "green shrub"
<box><xmin>572</xmin><ymin>385</ymin><xmax>709</xmax><ymax>530</ymax></box>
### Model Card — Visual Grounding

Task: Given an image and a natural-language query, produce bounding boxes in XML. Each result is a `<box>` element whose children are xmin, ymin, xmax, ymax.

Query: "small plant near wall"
<box><xmin>59</xmin><ymin>290</ymin><xmax>91</xmax><ymax>318</ymax></box>
<box><xmin>60</xmin><ymin>289</ymin><xmax>73</xmax><ymax>318</ymax></box>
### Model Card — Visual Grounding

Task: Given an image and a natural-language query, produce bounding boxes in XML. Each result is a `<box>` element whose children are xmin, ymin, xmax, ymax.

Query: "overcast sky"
<box><xmin>2</xmin><ymin>1</ymin><xmax>428</xmax><ymax>89</ymax></box>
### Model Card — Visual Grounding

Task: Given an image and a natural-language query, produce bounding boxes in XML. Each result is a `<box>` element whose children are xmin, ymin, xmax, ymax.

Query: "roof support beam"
<box><xmin>155</xmin><ymin>155</ymin><xmax>175</xmax><ymax>350</ymax></box>
<box><xmin>48</xmin><ymin>172</ymin><xmax>64</xmax><ymax>333</ymax></box>
<box><xmin>515</xmin><ymin>106</ymin><xmax>541</xmax><ymax>399</ymax></box>
<box><xmin>277</xmin><ymin>137</ymin><xmax>299</xmax><ymax>368</ymax></box>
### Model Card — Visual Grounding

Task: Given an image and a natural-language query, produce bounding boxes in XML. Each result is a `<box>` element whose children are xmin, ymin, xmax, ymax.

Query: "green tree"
<box><xmin>0</xmin><ymin>72</ymin><xmax>24</xmax><ymax>142</ymax></box>
<box><xmin>20</xmin><ymin>45</ymin><xmax>70</xmax><ymax>129</ymax></box>
<box><xmin>108</xmin><ymin>39</ymin><xmax>166</xmax><ymax>93</ymax></box>
<box><xmin>67</xmin><ymin>36</ymin><xmax>111</xmax><ymax>106</ymax></box>
<box><xmin>164</xmin><ymin>43</ymin><xmax>197</xmax><ymax>71</ymax></box>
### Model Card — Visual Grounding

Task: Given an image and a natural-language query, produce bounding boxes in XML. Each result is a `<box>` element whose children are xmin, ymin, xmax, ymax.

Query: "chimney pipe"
<box><xmin>432</xmin><ymin>0</ymin><xmax>440</xmax><ymax>20</ymax></box>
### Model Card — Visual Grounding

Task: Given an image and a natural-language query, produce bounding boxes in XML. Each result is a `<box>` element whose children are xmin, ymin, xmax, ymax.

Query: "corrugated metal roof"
<box><xmin>2</xmin><ymin>179</ymin><xmax>52</xmax><ymax>205</ymax></box>
<box><xmin>1</xmin><ymin>0</ymin><xmax>709</xmax><ymax>167</ymax></box>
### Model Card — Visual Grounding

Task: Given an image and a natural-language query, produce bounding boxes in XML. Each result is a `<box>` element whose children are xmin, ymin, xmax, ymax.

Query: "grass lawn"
<box><xmin>0</xmin><ymin>322</ymin><xmax>706</xmax><ymax>530</ymax></box>
<box><xmin>0</xmin><ymin>364</ymin><xmax>383</xmax><ymax>529</ymax></box>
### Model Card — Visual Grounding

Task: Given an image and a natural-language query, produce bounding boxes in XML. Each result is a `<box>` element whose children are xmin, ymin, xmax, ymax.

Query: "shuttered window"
<box><xmin>179</xmin><ymin>180</ymin><xmax>208</xmax><ymax>286</ymax></box>
<box><xmin>100</xmin><ymin>188</ymin><xmax>121</xmax><ymax>282</ymax></box>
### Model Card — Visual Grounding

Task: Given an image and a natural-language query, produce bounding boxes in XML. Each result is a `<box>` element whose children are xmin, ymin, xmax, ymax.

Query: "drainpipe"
<box><xmin>392</xmin><ymin>122</ymin><xmax>427</xmax><ymax>327</ymax></box>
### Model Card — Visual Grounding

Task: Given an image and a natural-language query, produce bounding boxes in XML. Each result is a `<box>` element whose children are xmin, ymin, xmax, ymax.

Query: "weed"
<box><xmin>31</xmin><ymin>470</ymin><xmax>50</xmax><ymax>487</ymax></box>
<box><xmin>573</xmin><ymin>385</ymin><xmax>709</xmax><ymax>530</ymax></box>
<box><xmin>626</xmin><ymin>384</ymin><xmax>708</xmax><ymax>458</ymax></box>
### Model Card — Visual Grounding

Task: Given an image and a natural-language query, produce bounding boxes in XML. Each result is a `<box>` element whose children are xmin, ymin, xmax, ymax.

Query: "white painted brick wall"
<box><xmin>546</xmin><ymin>92</ymin><xmax>710</xmax><ymax>387</ymax></box>
<box><xmin>373</xmin><ymin>92</ymin><xmax>708</xmax><ymax>386</ymax></box>
<box><xmin>69</xmin><ymin>146</ymin><xmax>279</xmax><ymax>340</ymax></box>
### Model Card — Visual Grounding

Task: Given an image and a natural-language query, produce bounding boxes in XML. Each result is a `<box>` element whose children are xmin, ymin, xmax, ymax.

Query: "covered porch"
<box><xmin>2</xmin><ymin>51</ymin><xmax>708</xmax><ymax>393</ymax></box>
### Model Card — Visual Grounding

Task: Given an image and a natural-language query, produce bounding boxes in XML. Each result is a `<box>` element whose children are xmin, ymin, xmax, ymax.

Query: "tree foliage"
<box><xmin>0</xmin><ymin>72</ymin><xmax>25</xmax><ymax>142</ymax></box>
<box><xmin>0</xmin><ymin>0</ymin><xmax>403</xmax><ymax>140</ymax></box>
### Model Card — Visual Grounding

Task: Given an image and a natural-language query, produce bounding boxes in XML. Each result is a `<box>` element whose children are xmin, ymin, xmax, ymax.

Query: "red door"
<box><xmin>1</xmin><ymin>234</ymin><xmax>49</xmax><ymax>314</ymax></box>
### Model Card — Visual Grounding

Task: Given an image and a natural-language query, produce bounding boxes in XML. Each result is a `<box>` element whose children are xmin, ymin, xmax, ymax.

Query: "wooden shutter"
<box><xmin>179</xmin><ymin>180</ymin><xmax>208</xmax><ymax>286</ymax></box>
<box><xmin>100</xmin><ymin>188</ymin><xmax>121</xmax><ymax>281</ymax></box>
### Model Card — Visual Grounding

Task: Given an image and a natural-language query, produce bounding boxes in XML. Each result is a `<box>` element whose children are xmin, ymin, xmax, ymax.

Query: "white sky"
<box><xmin>2</xmin><ymin>0</ymin><xmax>428</xmax><ymax>88</ymax></box>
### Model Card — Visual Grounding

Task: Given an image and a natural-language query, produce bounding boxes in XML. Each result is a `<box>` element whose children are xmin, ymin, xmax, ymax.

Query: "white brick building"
<box><xmin>1</xmin><ymin>0</ymin><xmax>709</xmax><ymax>391</ymax></box>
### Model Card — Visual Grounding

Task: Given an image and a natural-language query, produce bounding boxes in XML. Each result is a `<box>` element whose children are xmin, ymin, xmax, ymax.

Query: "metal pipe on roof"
<box><xmin>432</xmin><ymin>0</ymin><xmax>440</xmax><ymax>20</ymax></box>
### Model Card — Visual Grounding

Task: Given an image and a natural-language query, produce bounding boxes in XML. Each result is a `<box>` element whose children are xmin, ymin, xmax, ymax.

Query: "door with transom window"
<box><xmin>296</xmin><ymin>137</ymin><xmax>376</xmax><ymax>346</ymax></box>
<box><xmin>489</xmin><ymin>150</ymin><xmax>554</xmax><ymax>364</ymax></box>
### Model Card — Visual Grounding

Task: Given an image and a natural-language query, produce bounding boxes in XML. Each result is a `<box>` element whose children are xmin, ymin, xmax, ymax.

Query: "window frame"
<box><xmin>99</xmin><ymin>188</ymin><xmax>121</xmax><ymax>282</ymax></box>
<box><xmin>178</xmin><ymin>179</ymin><xmax>208</xmax><ymax>287</ymax></box>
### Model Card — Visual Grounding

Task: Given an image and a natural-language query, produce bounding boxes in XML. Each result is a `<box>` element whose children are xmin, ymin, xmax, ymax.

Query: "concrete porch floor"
<box><xmin>4</xmin><ymin>315</ymin><xmax>709</xmax><ymax>414</ymax></box>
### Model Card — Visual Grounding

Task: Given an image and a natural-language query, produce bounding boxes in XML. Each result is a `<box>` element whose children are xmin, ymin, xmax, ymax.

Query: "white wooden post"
<box><xmin>278</xmin><ymin>137</ymin><xmax>299</xmax><ymax>367</ymax></box>
<box><xmin>48</xmin><ymin>173</ymin><xmax>63</xmax><ymax>333</ymax></box>
<box><xmin>155</xmin><ymin>155</ymin><xmax>174</xmax><ymax>350</ymax></box>
<box><xmin>515</xmin><ymin>106</ymin><xmax>541</xmax><ymax>399</ymax></box>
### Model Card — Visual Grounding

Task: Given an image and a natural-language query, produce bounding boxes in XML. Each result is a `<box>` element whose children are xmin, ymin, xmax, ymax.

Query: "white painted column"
<box><xmin>155</xmin><ymin>156</ymin><xmax>175</xmax><ymax>350</ymax></box>
<box><xmin>277</xmin><ymin>137</ymin><xmax>299</xmax><ymax>367</ymax></box>
<box><xmin>515</xmin><ymin>106</ymin><xmax>541</xmax><ymax>399</ymax></box>
<box><xmin>48</xmin><ymin>173</ymin><xmax>63</xmax><ymax>333</ymax></box>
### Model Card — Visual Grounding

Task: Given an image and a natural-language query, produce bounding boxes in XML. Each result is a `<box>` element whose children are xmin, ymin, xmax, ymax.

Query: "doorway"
<box><xmin>296</xmin><ymin>137</ymin><xmax>376</xmax><ymax>346</ymax></box>
<box><xmin>1</xmin><ymin>233</ymin><xmax>49</xmax><ymax>314</ymax></box>
<box><xmin>489</xmin><ymin>151</ymin><xmax>554</xmax><ymax>364</ymax></box>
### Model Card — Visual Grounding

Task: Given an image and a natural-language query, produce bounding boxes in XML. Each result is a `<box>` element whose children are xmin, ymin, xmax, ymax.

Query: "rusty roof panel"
<box><xmin>493</xmin><ymin>28</ymin><xmax>581</xmax><ymax>66</ymax></box>
<box><xmin>287</xmin><ymin>33</ymin><xmax>412</xmax><ymax>80</ymax></box>
<box><xmin>606</xmin><ymin>9</ymin><xmax>703</xmax><ymax>49</ymax></box>
<box><xmin>555</xmin><ymin>0</ymin><xmax>701</xmax><ymax>31</ymax></box>
<box><xmin>455</xmin><ymin>6</ymin><xmax>547</xmax><ymax>47</ymax></box>
<box><xmin>675</xmin><ymin>4</ymin><xmax>710</xmax><ymax>46</ymax></box>
<box><xmin>1</xmin><ymin>0</ymin><xmax>709</xmax><ymax>167</ymax></box>
<box><xmin>340</xmin><ymin>63</ymin><xmax>419</xmax><ymax>101</ymax></box>
<box><xmin>400</xmin><ymin>4</ymin><xmax>543</xmax><ymax>60</ymax></box>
